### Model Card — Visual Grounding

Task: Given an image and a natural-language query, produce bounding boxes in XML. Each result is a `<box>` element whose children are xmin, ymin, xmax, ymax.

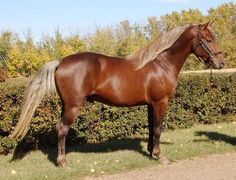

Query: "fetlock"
<box><xmin>151</xmin><ymin>147</ymin><xmax>160</xmax><ymax>159</ymax></box>
<box><xmin>57</xmin><ymin>156</ymin><xmax>68</xmax><ymax>168</ymax></box>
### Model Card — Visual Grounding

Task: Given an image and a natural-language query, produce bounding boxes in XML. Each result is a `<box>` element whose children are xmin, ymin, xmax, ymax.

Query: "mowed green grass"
<box><xmin>1</xmin><ymin>122</ymin><xmax>236</xmax><ymax>180</ymax></box>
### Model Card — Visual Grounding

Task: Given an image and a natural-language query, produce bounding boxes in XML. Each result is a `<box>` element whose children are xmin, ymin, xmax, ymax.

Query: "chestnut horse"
<box><xmin>11</xmin><ymin>21</ymin><xmax>225</xmax><ymax>167</ymax></box>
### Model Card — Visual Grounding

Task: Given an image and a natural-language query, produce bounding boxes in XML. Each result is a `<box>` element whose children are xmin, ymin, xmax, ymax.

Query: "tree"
<box><xmin>208</xmin><ymin>2</ymin><xmax>236</xmax><ymax>68</ymax></box>
<box><xmin>131</xmin><ymin>23</ymin><xmax>147</xmax><ymax>52</ymax></box>
<box><xmin>144</xmin><ymin>16</ymin><xmax>161</xmax><ymax>40</ymax></box>
<box><xmin>2</xmin><ymin>2</ymin><xmax>236</xmax><ymax>77</ymax></box>
<box><xmin>6</xmin><ymin>40</ymin><xmax>24</xmax><ymax>77</ymax></box>
<box><xmin>115</xmin><ymin>20</ymin><xmax>133</xmax><ymax>56</ymax></box>
<box><xmin>0</xmin><ymin>31</ymin><xmax>18</xmax><ymax>73</ymax></box>
<box><xmin>52</xmin><ymin>30</ymin><xmax>75</xmax><ymax>59</ymax></box>
<box><xmin>161</xmin><ymin>9</ymin><xmax>205</xmax><ymax>30</ymax></box>
<box><xmin>88</xmin><ymin>26</ymin><xmax>116</xmax><ymax>56</ymax></box>
<box><xmin>67</xmin><ymin>34</ymin><xmax>86</xmax><ymax>53</ymax></box>
<box><xmin>115</xmin><ymin>20</ymin><xmax>146</xmax><ymax>57</ymax></box>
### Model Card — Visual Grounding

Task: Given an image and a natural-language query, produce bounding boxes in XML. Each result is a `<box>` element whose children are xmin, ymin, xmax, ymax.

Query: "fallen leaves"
<box><xmin>11</xmin><ymin>169</ymin><xmax>17</xmax><ymax>175</ymax></box>
<box><xmin>90</xmin><ymin>168</ymin><xmax>95</xmax><ymax>173</ymax></box>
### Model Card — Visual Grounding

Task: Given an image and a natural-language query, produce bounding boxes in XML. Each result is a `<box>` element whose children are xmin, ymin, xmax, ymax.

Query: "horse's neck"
<box><xmin>163</xmin><ymin>29</ymin><xmax>194</xmax><ymax>77</ymax></box>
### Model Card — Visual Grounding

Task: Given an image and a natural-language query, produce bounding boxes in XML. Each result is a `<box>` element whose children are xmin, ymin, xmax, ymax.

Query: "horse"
<box><xmin>10</xmin><ymin>21</ymin><xmax>225</xmax><ymax>168</ymax></box>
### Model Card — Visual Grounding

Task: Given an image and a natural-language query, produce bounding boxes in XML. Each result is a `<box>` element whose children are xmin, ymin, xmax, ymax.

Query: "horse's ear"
<box><xmin>209</xmin><ymin>19</ymin><xmax>215</xmax><ymax>26</ymax></box>
<box><xmin>201</xmin><ymin>20</ymin><xmax>215</xmax><ymax>30</ymax></box>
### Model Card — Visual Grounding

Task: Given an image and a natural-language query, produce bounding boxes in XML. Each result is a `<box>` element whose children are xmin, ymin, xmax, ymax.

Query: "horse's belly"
<box><xmin>90</xmin><ymin>71</ymin><xmax>147</xmax><ymax>106</ymax></box>
<box><xmin>88</xmin><ymin>90</ymin><xmax>146</xmax><ymax>107</ymax></box>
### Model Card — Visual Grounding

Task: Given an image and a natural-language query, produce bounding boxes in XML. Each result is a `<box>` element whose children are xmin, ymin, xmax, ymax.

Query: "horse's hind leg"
<box><xmin>56</xmin><ymin>100</ymin><xmax>84</xmax><ymax>168</ymax></box>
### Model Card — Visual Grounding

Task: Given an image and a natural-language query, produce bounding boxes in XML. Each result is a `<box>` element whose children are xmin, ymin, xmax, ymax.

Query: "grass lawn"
<box><xmin>1</xmin><ymin>122</ymin><xmax>236</xmax><ymax>180</ymax></box>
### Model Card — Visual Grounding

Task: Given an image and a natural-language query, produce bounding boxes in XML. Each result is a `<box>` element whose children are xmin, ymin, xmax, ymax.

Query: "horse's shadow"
<box><xmin>10</xmin><ymin>135</ymin><xmax>150</xmax><ymax>166</ymax></box>
<box><xmin>13</xmin><ymin>129</ymin><xmax>235</xmax><ymax>166</ymax></box>
<box><xmin>48</xmin><ymin>138</ymin><xmax>150</xmax><ymax>166</ymax></box>
<box><xmin>194</xmin><ymin>131</ymin><xmax>236</xmax><ymax>146</ymax></box>
<box><xmin>11</xmin><ymin>133</ymin><xmax>174</xmax><ymax>166</ymax></box>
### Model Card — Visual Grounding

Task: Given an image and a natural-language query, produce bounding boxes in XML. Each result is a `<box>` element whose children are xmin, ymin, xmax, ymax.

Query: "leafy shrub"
<box><xmin>0</xmin><ymin>73</ymin><xmax>235</xmax><ymax>153</ymax></box>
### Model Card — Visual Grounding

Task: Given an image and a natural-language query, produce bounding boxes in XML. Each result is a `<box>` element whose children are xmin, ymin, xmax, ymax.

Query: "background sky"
<box><xmin>0</xmin><ymin>0</ymin><xmax>233</xmax><ymax>41</ymax></box>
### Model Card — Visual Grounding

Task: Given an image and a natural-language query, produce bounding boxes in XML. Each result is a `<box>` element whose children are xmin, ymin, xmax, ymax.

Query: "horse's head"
<box><xmin>192</xmin><ymin>20</ymin><xmax>225</xmax><ymax>69</ymax></box>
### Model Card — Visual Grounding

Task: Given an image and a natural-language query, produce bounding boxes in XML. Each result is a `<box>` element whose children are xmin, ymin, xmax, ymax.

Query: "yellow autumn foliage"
<box><xmin>0</xmin><ymin>2</ymin><xmax>235</xmax><ymax>77</ymax></box>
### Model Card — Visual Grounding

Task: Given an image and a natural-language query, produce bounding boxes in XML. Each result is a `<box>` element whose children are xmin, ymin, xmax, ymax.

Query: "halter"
<box><xmin>193</xmin><ymin>26</ymin><xmax>223</xmax><ymax>85</ymax></box>
<box><xmin>193</xmin><ymin>26</ymin><xmax>223</xmax><ymax>64</ymax></box>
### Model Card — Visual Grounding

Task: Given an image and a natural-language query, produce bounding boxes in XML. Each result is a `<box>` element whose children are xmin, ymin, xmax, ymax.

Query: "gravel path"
<box><xmin>85</xmin><ymin>152</ymin><xmax>236</xmax><ymax>180</ymax></box>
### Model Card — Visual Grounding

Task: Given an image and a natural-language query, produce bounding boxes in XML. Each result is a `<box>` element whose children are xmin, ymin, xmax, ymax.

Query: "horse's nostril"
<box><xmin>220</xmin><ymin>62</ymin><xmax>225</xmax><ymax>68</ymax></box>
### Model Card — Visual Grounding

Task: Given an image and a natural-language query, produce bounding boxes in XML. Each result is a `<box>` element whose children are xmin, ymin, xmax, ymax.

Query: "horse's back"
<box><xmin>55</xmin><ymin>52</ymin><xmax>149</xmax><ymax>106</ymax></box>
<box><xmin>56</xmin><ymin>52</ymin><xmax>138</xmax><ymax>80</ymax></box>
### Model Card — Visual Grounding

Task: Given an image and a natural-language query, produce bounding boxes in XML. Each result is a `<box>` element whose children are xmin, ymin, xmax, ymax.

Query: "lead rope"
<box><xmin>210</xmin><ymin>66</ymin><xmax>213</xmax><ymax>83</ymax></box>
<box><xmin>209</xmin><ymin>66</ymin><xmax>217</xmax><ymax>88</ymax></box>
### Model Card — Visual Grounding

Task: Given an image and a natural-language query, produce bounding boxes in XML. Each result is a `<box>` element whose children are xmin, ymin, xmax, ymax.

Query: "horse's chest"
<box><xmin>148</xmin><ymin>79</ymin><xmax>176</xmax><ymax>101</ymax></box>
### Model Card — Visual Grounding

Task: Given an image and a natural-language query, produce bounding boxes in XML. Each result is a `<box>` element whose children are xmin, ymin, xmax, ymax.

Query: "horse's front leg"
<box><xmin>149</xmin><ymin>98</ymin><xmax>168</xmax><ymax>159</ymax></box>
<box><xmin>147</xmin><ymin>105</ymin><xmax>154</xmax><ymax>154</ymax></box>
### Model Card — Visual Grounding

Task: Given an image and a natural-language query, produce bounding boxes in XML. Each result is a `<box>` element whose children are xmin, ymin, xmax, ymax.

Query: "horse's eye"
<box><xmin>206</xmin><ymin>39</ymin><xmax>212</xmax><ymax>43</ymax></box>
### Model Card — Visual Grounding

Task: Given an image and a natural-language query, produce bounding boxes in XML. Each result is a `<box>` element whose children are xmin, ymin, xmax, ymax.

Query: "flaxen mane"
<box><xmin>126</xmin><ymin>24</ymin><xmax>191</xmax><ymax>69</ymax></box>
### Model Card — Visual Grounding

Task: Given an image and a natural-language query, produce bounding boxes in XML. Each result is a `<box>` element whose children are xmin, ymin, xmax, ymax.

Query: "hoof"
<box><xmin>150</xmin><ymin>153</ymin><xmax>170</xmax><ymax>165</ymax></box>
<box><xmin>57</xmin><ymin>157</ymin><xmax>70</xmax><ymax>168</ymax></box>
<box><xmin>152</xmin><ymin>154</ymin><xmax>170</xmax><ymax>165</ymax></box>
<box><xmin>150</xmin><ymin>152</ymin><xmax>160</xmax><ymax>160</ymax></box>
<box><xmin>150</xmin><ymin>147</ymin><xmax>160</xmax><ymax>160</ymax></box>
<box><xmin>58</xmin><ymin>161</ymin><xmax>68</xmax><ymax>168</ymax></box>
<box><xmin>58</xmin><ymin>161</ymin><xmax>71</xmax><ymax>169</ymax></box>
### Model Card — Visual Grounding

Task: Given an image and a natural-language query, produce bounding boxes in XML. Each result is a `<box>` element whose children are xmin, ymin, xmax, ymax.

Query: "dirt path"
<box><xmin>85</xmin><ymin>152</ymin><xmax>236</xmax><ymax>180</ymax></box>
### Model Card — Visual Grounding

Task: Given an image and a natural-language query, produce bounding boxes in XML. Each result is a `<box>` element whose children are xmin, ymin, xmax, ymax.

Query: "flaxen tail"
<box><xmin>10</xmin><ymin>60</ymin><xmax>60</xmax><ymax>140</ymax></box>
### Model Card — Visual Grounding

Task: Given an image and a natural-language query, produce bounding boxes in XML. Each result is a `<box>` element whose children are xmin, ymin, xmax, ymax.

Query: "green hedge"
<box><xmin>0</xmin><ymin>74</ymin><xmax>236</xmax><ymax>154</ymax></box>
